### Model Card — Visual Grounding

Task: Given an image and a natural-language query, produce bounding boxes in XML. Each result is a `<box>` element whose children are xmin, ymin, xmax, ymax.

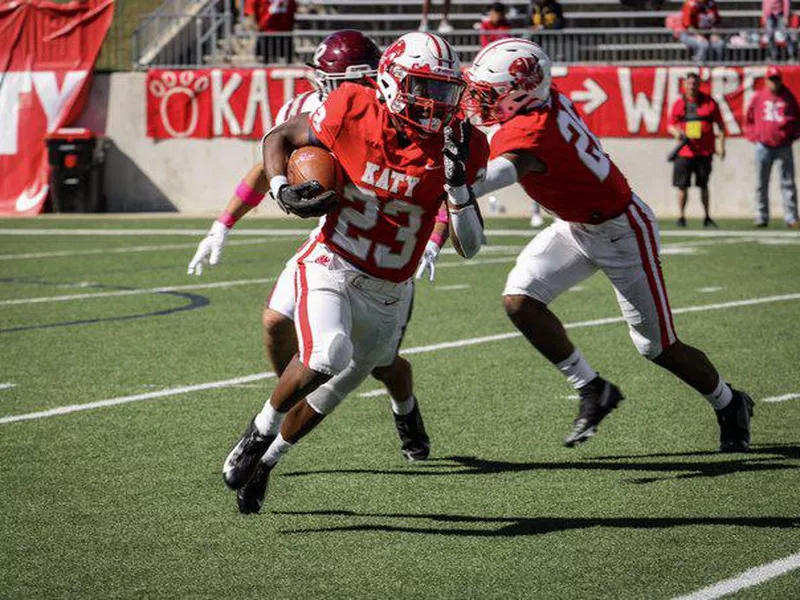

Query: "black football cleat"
<box><xmin>564</xmin><ymin>377</ymin><xmax>624</xmax><ymax>448</ymax></box>
<box><xmin>716</xmin><ymin>388</ymin><xmax>754</xmax><ymax>453</ymax></box>
<box><xmin>222</xmin><ymin>417</ymin><xmax>275</xmax><ymax>490</ymax></box>
<box><xmin>703</xmin><ymin>217</ymin><xmax>719</xmax><ymax>228</ymax></box>
<box><xmin>236</xmin><ymin>461</ymin><xmax>273</xmax><ymax>514</ymax></box>
<box><xmin>393</xmin><ymin>400</ymin><xmax>431</xmax><ymax>461</ymax></box>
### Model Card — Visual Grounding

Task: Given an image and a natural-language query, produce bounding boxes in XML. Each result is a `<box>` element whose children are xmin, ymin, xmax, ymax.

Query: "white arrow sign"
<box><xmin>570</xmin><ymin>78</ymin><xmax>608</xmax><ymax>115</ymax></box>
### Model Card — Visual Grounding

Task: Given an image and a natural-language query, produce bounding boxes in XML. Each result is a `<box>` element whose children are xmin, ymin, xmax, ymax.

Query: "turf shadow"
<box><xmin>275</xmin><ymin>510</ymin><xmax>800</xmax><ymax>537</ymax></box>
<box><xmin>282</xmin><ymin>451</ymin><xmax>800</xmax><ymax>484</ymax></box>
<box><xmin>592</xmin><ymin>444</ymin><xmax>800</xmax><ymax>461</ymax></box>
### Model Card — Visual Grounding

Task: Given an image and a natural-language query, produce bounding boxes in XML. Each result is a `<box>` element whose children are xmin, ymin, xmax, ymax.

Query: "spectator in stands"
<box><xmin>680</xmin><ymin>0</ymin><xmax>724</xmax><ymax>63</ymax></box>
<box><xmin>475</xmin><ymin>2</ymin><xmax>512</xmax><ymax>46</ymax></box>
<box><xmin>667</xmin><ymin>72</ymin><xmax>726</xmax><ymax>228</ymax></box>
<box><xmin>744</xmin><ymin>66</ymin><xmax>800</xmax><ymax>228</ymax></box>
<box><xmin>763</xmin><ymin>0</ymin><xmax>796</xmax><ymax>60</ymax></box>
<box><xmin>254</xmin><ymin>0</ymin><xmax>297</xmax><ymax>63</ymax></box>
<box><xmin>420</xmin><ymin>0</ymin><xmax>453</xmax><ymax>33</ymax></box>
<box><xmin>532</xmin><ymin>0</ymin><xmax>565</xmax><ymax>30</ymax></box>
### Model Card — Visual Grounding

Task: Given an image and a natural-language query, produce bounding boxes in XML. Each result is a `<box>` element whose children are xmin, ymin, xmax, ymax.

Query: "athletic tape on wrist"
<box><xmin>217</xmin><ymin>211</ymin><xmax>237</xmax><ymax>228</ymax></box>
<box><xmin>270</xmin><ymin>175</ymin><xmax>289</xmax><ymax>199</ymax></box>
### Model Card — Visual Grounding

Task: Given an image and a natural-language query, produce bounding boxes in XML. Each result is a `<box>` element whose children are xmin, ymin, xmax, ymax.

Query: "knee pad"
<box><xmin>307</xmin><ymin>331</ymin><xmax>353</xmax><ymax>376</ymax></box>
<box><xmin>306</xmin><ymin>360</ymin><xmax>372</xmax><ymax>414</ymax></box>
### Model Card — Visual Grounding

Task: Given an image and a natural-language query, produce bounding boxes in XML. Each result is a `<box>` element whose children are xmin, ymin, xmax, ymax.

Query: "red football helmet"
<box><xmin>310</xmin><ymin>30</ymin><xmax>382</xmax><ymax>95</ymax></box>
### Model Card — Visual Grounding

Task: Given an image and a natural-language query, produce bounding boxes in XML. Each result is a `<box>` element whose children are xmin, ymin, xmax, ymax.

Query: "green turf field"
<box><xmin>1</xmin><ymin>216</ymin><xmax>799</xmax><ymax>599</ymax></box>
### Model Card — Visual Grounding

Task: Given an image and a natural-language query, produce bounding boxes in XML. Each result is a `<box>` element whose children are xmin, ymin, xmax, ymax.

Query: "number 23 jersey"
<box><xmin>310</xmin><ymin>83</ymin><xmax>489</xmax><ymax>282</ymax></box>
<box><xmin>489</xmin><ymin>90</ymin><xmax>632</xmax><ymax>224</ymax></box>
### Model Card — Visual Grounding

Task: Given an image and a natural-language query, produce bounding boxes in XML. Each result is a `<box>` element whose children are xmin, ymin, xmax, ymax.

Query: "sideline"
<box><xmin>2</xmin><ymin>291</ymin><xmax>799</xmax><ymax>425</ymax></box>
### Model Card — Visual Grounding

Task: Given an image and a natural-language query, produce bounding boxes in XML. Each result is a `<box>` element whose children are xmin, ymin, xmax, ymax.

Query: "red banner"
<box><xmin>552</xmin><ymin>65</ymin><xmax>800</xmax><ymax>137</ymax></box>
<box><xmin>146</xmin><ymin>68</ymin><xmax>313</xmax><ymax>139</ymax></box>
<box><xmin>147</xmin><ymin>65</ymin><xmax>800</xmax><ymax>140</ymax></box>
<box><xmin>0</xmin><ymin>0</ymin><xmax>114</xmax><ymax>215</ymax></box>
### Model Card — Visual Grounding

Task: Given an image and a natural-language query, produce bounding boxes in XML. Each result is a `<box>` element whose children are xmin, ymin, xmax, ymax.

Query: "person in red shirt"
<box><xmin>667</xmin><ymin>72</ymin><xmax>726</xmax><ymax>228</ymax></box>
<box><xmin>463</xmin><ymin>38</ymin><xmax>752</xmax><ymax>452</ymax></box>
<box><xmin>744</xmin><ymin>66</ymin><xmax>800</xmax><ymax>228</ymax></box>
<box><xmin>680</xmin><ymin>0</ymin><xmax>724</xmax><ymax>63</ymax></box>
<box><xmin>762</xmin><ymin>0</ymin><xmax>795</xmax><ymax>61</ymax></box>
<box><xmin>475</xmin><ymin>2</ymin><xmax>512</xmax><ymax>47</ymax></box>
<box><xmin>222</xmin><ymin>33</ymin><xmax>489</xmax><ymax>513</ymax></box>
<box><xmin>252</xmin><ymin>0</ymin><xmax>296</xmax><ymax>63</ymax></box>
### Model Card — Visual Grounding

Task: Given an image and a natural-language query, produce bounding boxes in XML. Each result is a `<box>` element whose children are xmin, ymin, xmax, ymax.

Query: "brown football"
<box><xmin>286</xmin><ymin>146</ymin><xmax>346</xmax><ymax>201</ymax></box>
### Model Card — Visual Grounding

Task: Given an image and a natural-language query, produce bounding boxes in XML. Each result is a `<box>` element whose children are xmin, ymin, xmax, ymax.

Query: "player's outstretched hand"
<box><xmin>415</xmin><ymin>240</ymin><xmax>441</xmax><ymax>282</ymax></box>
<box><xmin>443</xmin><ymin>120</ymin><xmax>471</xmax><ymax>189</ymax></box>
<box><xmin>276</xmin><ymin>180</ymin><xmax>337</xmax><ymax>219</ymax></box>
<box><xmin>188</xmin><ymin>220</ymin><xmax>229</xmax><ymax>276</ymax></box>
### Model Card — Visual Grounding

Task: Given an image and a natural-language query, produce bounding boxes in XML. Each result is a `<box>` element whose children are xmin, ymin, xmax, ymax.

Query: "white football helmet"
<box><xmin>463</xmin><ymin>38</ymin><xmax>552</xmax><ymax>126</ymax></box>
<box><xmin>376</xmin><ymin>32</ymin><xmax>465</xmax><ymax>134</ymax></box>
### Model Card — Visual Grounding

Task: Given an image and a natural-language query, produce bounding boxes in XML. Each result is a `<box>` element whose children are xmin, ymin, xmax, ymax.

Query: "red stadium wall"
<box><xmin>0</xmin><ymin>0</ymin><xmax>114</xmax><ymax>215</ymax></box>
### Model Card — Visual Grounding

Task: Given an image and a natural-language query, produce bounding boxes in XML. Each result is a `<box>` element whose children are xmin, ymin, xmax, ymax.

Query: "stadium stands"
<box><xmin>131</xmin><ymin>0</ymin><xmax>791</xmax><ymax>67</ymax></box>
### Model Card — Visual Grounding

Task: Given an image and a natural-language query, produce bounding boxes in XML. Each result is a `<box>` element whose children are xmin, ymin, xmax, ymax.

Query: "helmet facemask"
<box><xmin>387</xmin><ymin>68</ymin><xmax>465</xmax><ymax>135</ymax></box>
<box><xmin>312</xmin><ymin>64</ymin><xmax>378</xmax><ymax>96</ymax></box>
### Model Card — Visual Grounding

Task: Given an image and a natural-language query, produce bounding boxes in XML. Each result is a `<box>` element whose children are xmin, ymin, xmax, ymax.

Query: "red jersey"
<box><xmin>310</xmin><ymin>83</ymin><xmax>489</xmax><ymax>282</ymax></box>
<box><xmin>477</xmin><ymin>18</ymin><xmax>511</xmax><ymax>47</ymax></box>
<box><xmin>669</xmin><ymin>92</ymin><xmax>723</xmax><ymax>157</ymax></box>
<box><xmin>744</xmin><ymin>87</ymin><xmax>800</xmax><ymax>148</ymax></box>
<box><xmin>253</xmin><ymin>0</ymin><xmax>296</xmax><ymax>31</ymax></box>
<box><xmin>489</xmin><ymin>91</ymin><xmax>632</xmax><ymax>224</ymax></box>
<box><xmin>681</xmin><ymin>0</ymin><xmax>721</xmax><ymax>29</ymax></box>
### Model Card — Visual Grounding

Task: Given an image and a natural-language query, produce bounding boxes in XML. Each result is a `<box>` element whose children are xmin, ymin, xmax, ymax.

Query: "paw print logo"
<box><xmin>148</xmin><ymin>71</ymin><xmax>210</xmax><ymax>138</ymax></box>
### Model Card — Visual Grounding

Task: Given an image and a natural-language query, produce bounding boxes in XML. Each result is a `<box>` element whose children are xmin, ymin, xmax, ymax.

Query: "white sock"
<box><xmin>254</xmin><ymin>399</ymin><xmax>284</xmax><ymax>436</ymax></box>
<box><xmin>556</xmin><ymin>349</ymin><xmax>597</xmax><ymax>390</ymax></box>
<box><xmin>262</xmin><ymin>433</ymin><xmax>293</xmax><ymax>467</ymax></box>
<box><xmin>391</xmin><ymin>395</ymin><xmax>416</xmax><ymax>416</ymax></box>
<box><xmin>705</xmin><ymin>377</ymin><xmax>732</xmax><ymax>411</ymax></box>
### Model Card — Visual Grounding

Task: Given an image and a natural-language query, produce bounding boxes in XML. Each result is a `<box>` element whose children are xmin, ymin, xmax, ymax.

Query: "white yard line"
<box><xmin>762</xmin><ymin>392</ymin><xmax>800</xmax><ymax>403</ymax></box>
<box><xmin>0</xmin><ymin>373</ymin><xmax>276</xmax><ymax>425</ymax></box>
<box><xmin>0</xmin><ymin>383</ymin><xmax>16</xmax><ymax>391</ymax></box>
<box><xmin>0</xmin><ymin>238</ymin><xmax>291</xmax><ymax>261</ymax></box>
<box><xmin>0</xmin><ymin>277</ymin><xmax>277</xmax><ymax>307</ymax></box>
<box><xmin>2</xmin><ymin>290</ymin><xmax>797</xmax><ymax>426</ymax></box>
<box><xmin>3</xmin><ymin>227</ymin><xmax>799</xmax><ymax>239</ymax></box>
<box><xmin>434</xmin><ymin>284</ymin><xmax>471</xmax><ymax>292</ymax></box>
<box><xmin>358</xmin><ymin>389</ymin><xmax>390</xmax><ymax>398</ymax></box>
<box><xmin>0</xmin><ymin>228</ymin><xmax>313</xmax><ymax>236</ymax></box>
<box><xmin>672</xmin><ymin>551</ymin><xmax>800</xmax><ymax>600</ymax></box>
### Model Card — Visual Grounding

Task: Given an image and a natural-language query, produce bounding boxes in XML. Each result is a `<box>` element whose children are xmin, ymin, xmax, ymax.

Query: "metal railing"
<box><xmin>131</xmin><ymin>18</ymin><xmax>798</xmax><ymax>68</ymax></box>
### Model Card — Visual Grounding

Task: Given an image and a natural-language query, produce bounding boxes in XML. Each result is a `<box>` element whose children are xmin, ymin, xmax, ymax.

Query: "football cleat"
<box><xmin>222</xmin><ymin>417</ymin><xmax>275</xmax><ymax>490</ymax></box>
<box><xmin>716</xmin><ymin>388</ymin><xmax>754</xmax><ymax>453</ymax></box>
<box><xmin>393</xmin><ymin>400</ymin><xmax>431</xmax><ymax>461</ymax></box>
<box><xmin>703</xmin><ymin>217</ymin><xmax>719</xmax><ymax>228</ymax></box>
<box><xmin>564</xmin><ymin>377</ymin><xmax>624</xmax><ymax>448</ymax></box>
<box><xmin>236</xmin><ymin>460</ymin><xmax>273</xmax><ymax>514</ymax></box>
<box><xmin>676</xmin><ymin>217</ymin><xmax>687</xmax><ymax>228</ymax></box>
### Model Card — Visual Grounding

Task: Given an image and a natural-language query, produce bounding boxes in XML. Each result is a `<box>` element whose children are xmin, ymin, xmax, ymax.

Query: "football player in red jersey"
<box><xmin>188</xmin><ymin>31</ymin><xmax>449</xmax><ymax>465</ymax></box>
<box><xmin>224</xmin><ymin>32</ymin><xmax>488</xmax><ymax>513</ymax></box>
<box><xmin>462</xmin><ymin>39</ymin><xmax>753</xmax><ymax>452</ymax></box>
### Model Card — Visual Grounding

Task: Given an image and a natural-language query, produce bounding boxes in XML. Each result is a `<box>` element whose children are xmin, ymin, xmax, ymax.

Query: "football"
<box><xmin>286</xmin><ymin>146</ymin><xmax>346</xmax><ymax>201</ymax></box>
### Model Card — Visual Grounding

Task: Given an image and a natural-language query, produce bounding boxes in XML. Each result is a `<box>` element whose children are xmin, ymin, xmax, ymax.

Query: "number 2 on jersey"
<box><xmin>556</xmin><ymin>94</ymin><xmax>610</xmax><ymax>182</ymax></box>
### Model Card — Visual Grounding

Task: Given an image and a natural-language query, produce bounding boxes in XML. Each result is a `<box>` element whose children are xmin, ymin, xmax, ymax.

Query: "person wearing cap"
<box><xmin>744</xmin><ymin>66</ymin><xmax>800</xmax><ymax>228</ymax></box>
<box><xmin>667</xmin><ymin>72</ymin><xmax>726</xmax><ymax>228</ymax></box>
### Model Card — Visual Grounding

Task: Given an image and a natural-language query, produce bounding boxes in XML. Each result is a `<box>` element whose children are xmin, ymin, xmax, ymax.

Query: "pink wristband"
<box><xmin>218</xmin><ymin>211</ymin><xmax>238</xmax><ymax>228</ymax></box>
<box><xmin>235</xmin><ymin>180</ymin><xmax>265</xmax><ymax>207</ymax></box>
<box><xmin>429</xmin><ymin>232</ymin><xmax>446</xmax><ymax>248</ymax></box>
<box><xmin>435</xmin><ymin>206</ymin><xmax>449</xmax><ymax>224</ymax></box>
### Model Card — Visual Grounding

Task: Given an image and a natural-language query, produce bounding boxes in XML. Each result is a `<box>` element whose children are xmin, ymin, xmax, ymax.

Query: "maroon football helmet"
<box><xmin>310</xmin><ymin>30</ymin><xmax>382</xmax><ymax>95</ymax></box>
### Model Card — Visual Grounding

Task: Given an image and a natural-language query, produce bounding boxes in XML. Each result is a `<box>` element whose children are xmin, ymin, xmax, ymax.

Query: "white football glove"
<box><xmin>415</xmin><ymin>240</ymin><xmax>441</xmax><ymax>282</ymax></box>
<box><xmin>187</xmin><ymin>220</ymin><xmax>229</xmax><ymax>276</ymax></box>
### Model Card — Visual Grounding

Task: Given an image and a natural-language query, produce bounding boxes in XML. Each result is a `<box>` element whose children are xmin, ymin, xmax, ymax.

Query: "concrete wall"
<box><xmin>78</xmin><ymin>72</ymin><xmax>798</xmax><ymax>220</ymax></box>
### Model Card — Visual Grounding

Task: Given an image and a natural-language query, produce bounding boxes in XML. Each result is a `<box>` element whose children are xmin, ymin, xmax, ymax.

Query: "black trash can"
<box><xmin>46</xmin><ymin>128</ymin><xmax>107</xmax><ymax>213</ymax></box>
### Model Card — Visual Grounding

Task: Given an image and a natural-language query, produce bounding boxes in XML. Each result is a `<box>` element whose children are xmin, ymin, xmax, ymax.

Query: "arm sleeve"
<box><xmin>743</xmin><ymin>96</ymin><xmax>757</xmax><ymax>141</ymax></box>
<box><xmin>712</xmin><ymin>100</ymin><xmax>725</xmax><ymax>129</ymax></box>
